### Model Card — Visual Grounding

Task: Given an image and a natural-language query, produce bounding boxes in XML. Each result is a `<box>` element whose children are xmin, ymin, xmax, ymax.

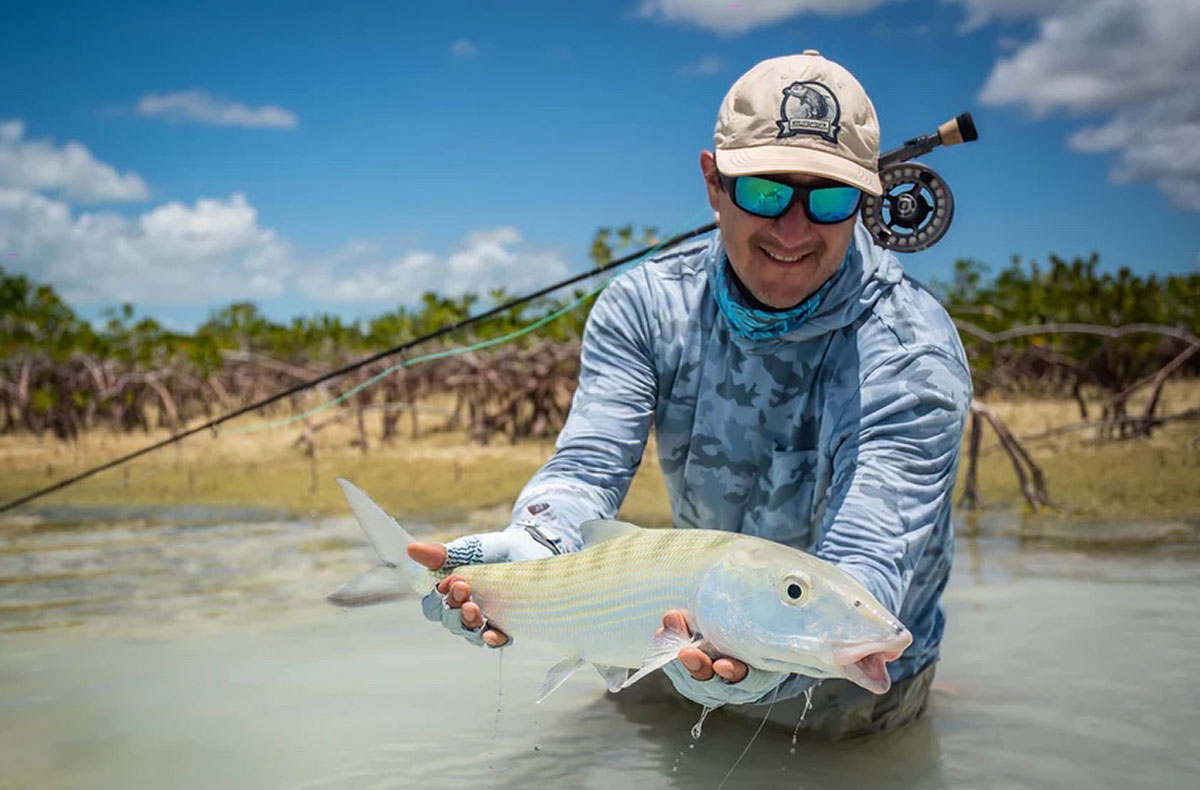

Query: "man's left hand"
<box><xmin>660</xmin><ymin>609</ymin><xmax>790</xmax><ymax>707</ymax></box>
<box><xmin>661</xmin><ymin>610</ymin><xmax>748</xmax><ymax>682</ymax></box>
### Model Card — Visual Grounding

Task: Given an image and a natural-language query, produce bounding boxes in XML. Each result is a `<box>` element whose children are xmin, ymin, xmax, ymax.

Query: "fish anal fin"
<box><xmin>619</xmin><ymin>628</ymin><xmax>703</xmax><ymax>690</ymax></box>
<box><xmin>579</xmin><ymin>519</ymin><xmax>643</xmax><ymax>548</ymax></box>
<box><xmin>592</xmin><ymin>663</ymin><xmax>630</xmax><ymax>693</ymax></box>
<box><xmin>536</xmin><ymin>657</ymin><xmax>586</xmax><ymax>704</ymax></box>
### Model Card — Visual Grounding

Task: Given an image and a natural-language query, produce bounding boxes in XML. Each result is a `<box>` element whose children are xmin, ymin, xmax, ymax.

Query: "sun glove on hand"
<box><xmin>420</xmin><ymin>526</ymin><xmax>559</xmax><ymax>648</ymax></box>
<box><xmin>661</xmin><ymin>659</ymin><xmax>791</xmax><ymax>708</ymax></box>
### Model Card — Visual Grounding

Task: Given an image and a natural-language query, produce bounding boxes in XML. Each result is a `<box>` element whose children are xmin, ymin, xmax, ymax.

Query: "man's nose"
<box><xmin>770</xmin><ymin>200</ymin><xmax>819</xmax><ymax>246</ymax></box>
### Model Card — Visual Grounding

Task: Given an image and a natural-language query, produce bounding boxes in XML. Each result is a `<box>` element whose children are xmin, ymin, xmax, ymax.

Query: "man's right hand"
<box><xmin>408</xmin><ymin>527</ymin><xmax>559</xmax><ymax>648</ymax></box>
<box><xmin>408</xmin><ymin>541</ymin><xmax>511</xmax><ymax>647</ymax></box>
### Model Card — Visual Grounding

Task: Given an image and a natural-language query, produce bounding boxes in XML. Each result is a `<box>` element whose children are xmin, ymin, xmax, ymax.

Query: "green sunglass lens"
<box><xmin>808</xmin><ymin>186</ymin><xmax>861</xmax><ymax>223</ymax></box>
<box><xmin>734</xmin><ymin>176</ymin><xmax>793</xmax><ymax>217</ymax></box>
<box><xmin>731</xmin><ymin>176</ymin><xmax>860</xmax><ymax>223</ymax></box>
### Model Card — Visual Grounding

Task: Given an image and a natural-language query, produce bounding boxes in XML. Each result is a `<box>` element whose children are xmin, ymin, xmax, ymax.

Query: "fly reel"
<box><xmin>863</xmin><ymin>112</ymin><xmax>977</xmax><ymax>253</ymax></box>
<box><xmin>861</xmin><ymin>162</ymin><xmax>954</xmax><ymax>252</ymax></box>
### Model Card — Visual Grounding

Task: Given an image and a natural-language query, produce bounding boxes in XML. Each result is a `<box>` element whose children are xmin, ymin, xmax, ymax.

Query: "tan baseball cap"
<box><xmin>713</xmin><ymin>50</ymin><xmax>882</xmax><ymax>196</ymax></box>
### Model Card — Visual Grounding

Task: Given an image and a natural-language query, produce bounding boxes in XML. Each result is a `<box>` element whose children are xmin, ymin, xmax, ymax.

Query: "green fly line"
<box><xmin>215</xmin><ymin>207</ymin><xmax>713</xmax><ymax>437</ymax></box>
<box><xmin>219</xmin><ymin>273</ymin><xmax>616</xmax><ymax>435</ymax></box>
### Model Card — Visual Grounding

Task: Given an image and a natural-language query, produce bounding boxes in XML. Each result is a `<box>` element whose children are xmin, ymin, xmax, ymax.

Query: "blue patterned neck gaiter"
<box><xmin>713</xmin><ymin>250</ymin><xmax>849</xmax><ymax>341</ymax></box>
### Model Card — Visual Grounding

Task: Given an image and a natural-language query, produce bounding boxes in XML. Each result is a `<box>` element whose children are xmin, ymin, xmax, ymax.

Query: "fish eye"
<box><xmin>779</xmin><ymin>572</ymin><xmax>812</xmax><ymax>606</ymax></box>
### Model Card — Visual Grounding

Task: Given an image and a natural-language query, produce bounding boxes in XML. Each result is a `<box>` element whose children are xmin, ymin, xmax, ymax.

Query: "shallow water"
<box><xmin>1</xmin><ymin>510</ymin><xmax>1199</xmax><ymax>789</ymax></box>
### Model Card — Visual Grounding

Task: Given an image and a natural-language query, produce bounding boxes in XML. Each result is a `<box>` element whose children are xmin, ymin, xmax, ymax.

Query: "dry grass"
<box><xmin>1</xmin><ymin>380</ymin><xmax>1196</xmax><ymax>529</ymax></box>
<box><xmin>965</xmin><ymin>379</ymin><xmax>1200</xmax><ymax>521</ymax></box>
<box><xmin>0</xmin><ymin>405</ymin><xmax>675</xmax><ymax>530</ymax></box>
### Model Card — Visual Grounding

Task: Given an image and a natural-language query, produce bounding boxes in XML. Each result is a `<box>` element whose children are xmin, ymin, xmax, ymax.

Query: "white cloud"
<box><xmin>297</xmin><ymin>225</ymin><xmax>570</xmax><ymax>303</ymax></box>
<box><xmin>0</xmin><ymin>187</ymin><xmax>293</xmax><ymax>304</ymax></box>
<box><xmin>2</xmin><ymin>182</ymin><xmax>568</xmax><ymax>308</ymax></box>
<box><xmin>966</xmin><ymin>0</ymin><xmax>1200</xmax><ymax>210</ymax></box>
<box><xmin>450</xmin><ymin>38</ymin><xmax>479</xmax><ymax>58</ymax></box>
<box><xmin>947</xmin><ymin>0</ymin><xmax>1075</xmax><ymax>32</ymax></box>
<box><xmin>679</xmin><ymin>54</ymin><xmax>725</xmax><ymax>77</ymax></box>
<box><xmin>634</xmin><ymin>0</ymin><xmax>897</xmax><ymax>34</ymax></box>
<box><xmin>0</xmin><ymin>119</ymin><xmax>149</xmax><ymax>203</ymax></box>
<box><xmin>136</xmin><ymin>90</ymin><xmax>298</xmax><ymax>129</ymax></box>
<box><xmin>0</xmin><ymin>118</ymin><xmax>571</xmax><ymax>311</ymax></box>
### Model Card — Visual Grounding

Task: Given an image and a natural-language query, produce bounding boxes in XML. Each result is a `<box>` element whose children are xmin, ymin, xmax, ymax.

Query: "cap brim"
<box><xmin>715</xmin><ymin>146</ymin><xmax>882</xmax><ymax>196</ymax></box>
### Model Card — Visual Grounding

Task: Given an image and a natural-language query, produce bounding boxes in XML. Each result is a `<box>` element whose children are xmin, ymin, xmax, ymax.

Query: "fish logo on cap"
<box><xmin>776</xmin><ymin>81</ymin><xmax>841</xmax><ymax>144</ymax></box>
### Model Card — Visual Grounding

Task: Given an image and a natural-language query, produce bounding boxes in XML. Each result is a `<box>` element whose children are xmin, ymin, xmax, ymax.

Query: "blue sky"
<box><xmin>2</xmin><ymin>0</ymin><xmax>1197</xmax><ymax>329</ymax></box>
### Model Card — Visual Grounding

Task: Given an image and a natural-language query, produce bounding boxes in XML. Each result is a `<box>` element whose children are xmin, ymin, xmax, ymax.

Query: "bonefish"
<box><xmin>329</xmin><ymin>478</ymin><xmax>912</xmax><ymax>702</ymax></box>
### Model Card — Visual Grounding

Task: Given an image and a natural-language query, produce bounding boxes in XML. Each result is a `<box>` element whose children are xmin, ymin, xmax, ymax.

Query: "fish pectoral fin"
<box><xmin>592</xmin><ymin>664</ymin><xmax>630</xmax><ymax>693</ymax></box>
<box><xmin>619</xmin><ymin>629</ymin><xmax>704</xmax><ymax>691</ymax></box>
<box><xmin>325</xmin><ymin>564</ymin><xmax>407</xmax><ymax>608</ymax></box>
<box><xmin>536</xmin><ymin>657</ymin><xmax>586</xmax><ymax>704</ymax></box>
<box><xmin>579</xmin><ymin>519</ymin><xmax>643</xmax><ymax>547</ymax></box>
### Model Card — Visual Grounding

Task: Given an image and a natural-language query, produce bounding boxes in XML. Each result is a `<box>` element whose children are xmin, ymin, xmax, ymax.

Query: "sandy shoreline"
<box><xmin>2</xmin><ymin>382</ymin><xmax>1198</xmax><ymax>531</ymax></box>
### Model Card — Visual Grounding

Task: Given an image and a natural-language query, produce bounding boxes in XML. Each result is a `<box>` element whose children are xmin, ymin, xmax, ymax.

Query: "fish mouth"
<box><xmin>832</xmin><ymin>629</ymin><xmax>913</xmax><ymax>695</ymax></box>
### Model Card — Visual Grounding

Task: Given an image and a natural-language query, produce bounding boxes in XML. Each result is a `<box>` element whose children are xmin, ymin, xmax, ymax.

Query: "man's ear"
<box><xmin>700</xmin><ymin>150</ymin><xmax>722</xmax><ymax>217</ymax></box>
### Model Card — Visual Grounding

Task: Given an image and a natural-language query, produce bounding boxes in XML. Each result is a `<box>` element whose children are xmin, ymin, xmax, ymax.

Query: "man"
<box><xmin>408</xmin><ymin>50</ymin><xmax>972</xmax><ymax>739</ymax></box>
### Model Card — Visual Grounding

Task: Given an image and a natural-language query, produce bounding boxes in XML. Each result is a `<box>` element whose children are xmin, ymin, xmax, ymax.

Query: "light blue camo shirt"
<box><xmin>508</xmin><ymin>219</ymin><xmax>973</xmax><ymax>702</ymax></box>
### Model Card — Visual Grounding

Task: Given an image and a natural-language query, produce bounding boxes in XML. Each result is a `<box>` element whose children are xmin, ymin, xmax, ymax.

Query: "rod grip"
<box><xmin>938</xmin><ymin>112</ymin><xmax>978</xmax><ymax>146</ymax></box>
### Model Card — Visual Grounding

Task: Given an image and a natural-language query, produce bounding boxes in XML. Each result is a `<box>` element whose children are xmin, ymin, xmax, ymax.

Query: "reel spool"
<box><xmin>863</xmin><ymin>111</ymin><xmax>976</xmax><ymax>253</ymax></box>
<box><xmin>860</xmin><ymin>161</ymin><xmax>954</xmax><ymax>253</ymax></box>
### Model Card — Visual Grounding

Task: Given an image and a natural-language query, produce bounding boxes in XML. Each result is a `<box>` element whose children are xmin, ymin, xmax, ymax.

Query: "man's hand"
<box><xmin>660</xmin><ymin>609</ymin><xmax>789</xmax><ymax>707</ymax></box>
<box><xmin>408</xmin><ymin>527</ymin><xmax>558</xmax><ymax>647</ymax></box>
<box><xmin>408</xmin><ymin>542</ymin><xmax>512</xmax><ymax>647</ymax></box>
<box><xmin>660</xmin><ymin>610</ymin><xmax>747</xmax><ymax>682</ymax></box>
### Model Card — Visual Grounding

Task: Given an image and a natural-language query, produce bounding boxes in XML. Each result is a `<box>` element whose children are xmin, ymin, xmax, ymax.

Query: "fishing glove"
<box><xmin>421</xmin><ymin>524</ymin><xmax>563</xmax><ymax>648</ymax></box>
<box><xmin>662</xmin><ymin>659</ymin><xmax>791</xmax><ymax>708</ymax></box>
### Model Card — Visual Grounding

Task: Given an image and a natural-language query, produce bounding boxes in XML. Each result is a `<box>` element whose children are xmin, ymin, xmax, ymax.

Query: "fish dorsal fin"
<box><xmin>580</xmin><ymin>519</ymin><xmax>643</xmax><ymax>547</ymax></box>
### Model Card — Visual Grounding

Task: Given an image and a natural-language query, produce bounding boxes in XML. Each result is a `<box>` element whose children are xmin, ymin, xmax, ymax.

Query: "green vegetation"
<box><xmin>2</xmin><ymin>234</ymin><xmax>1198</xmax><ymax>531</ymax></box>
<box><xmin>932</xmin><ymin>254</ymin><xmax>1199</xmax><ymax>399</ymax></box>
<box><xmin>0</xmin><ymin>224</ymin><xmax>661</xmax><ymax>441</ymax></box>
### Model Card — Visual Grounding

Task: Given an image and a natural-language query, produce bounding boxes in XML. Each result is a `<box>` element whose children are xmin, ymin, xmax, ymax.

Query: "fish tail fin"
<box><xmin>331</xmin><ymin>478</ymin><xmax>434</xmax><ymax>602</ymax></box>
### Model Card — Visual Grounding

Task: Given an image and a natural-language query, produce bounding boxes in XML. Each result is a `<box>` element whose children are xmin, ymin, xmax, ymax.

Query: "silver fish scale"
<box><xmin>451</xmin><ymin>529</ymin><xmax>738</xmax><ymax>666</ymax></box>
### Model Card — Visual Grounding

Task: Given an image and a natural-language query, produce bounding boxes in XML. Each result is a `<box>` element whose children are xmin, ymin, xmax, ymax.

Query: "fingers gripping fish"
<box><xmin>329</xmin><ymin>479</ymin><xmax>912</xmax><ymax>703</ymax></box>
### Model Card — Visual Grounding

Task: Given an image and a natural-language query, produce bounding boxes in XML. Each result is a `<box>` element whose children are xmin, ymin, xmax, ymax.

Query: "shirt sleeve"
<box><xmin>506</xmin><ymin>272</ymin><xmax>658</xmax><ymax>552</ymax></box>
<box><xmin>815</xmin><ymin>347</ymin><xmax>972</xmax><ymax>614</ymax></box>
